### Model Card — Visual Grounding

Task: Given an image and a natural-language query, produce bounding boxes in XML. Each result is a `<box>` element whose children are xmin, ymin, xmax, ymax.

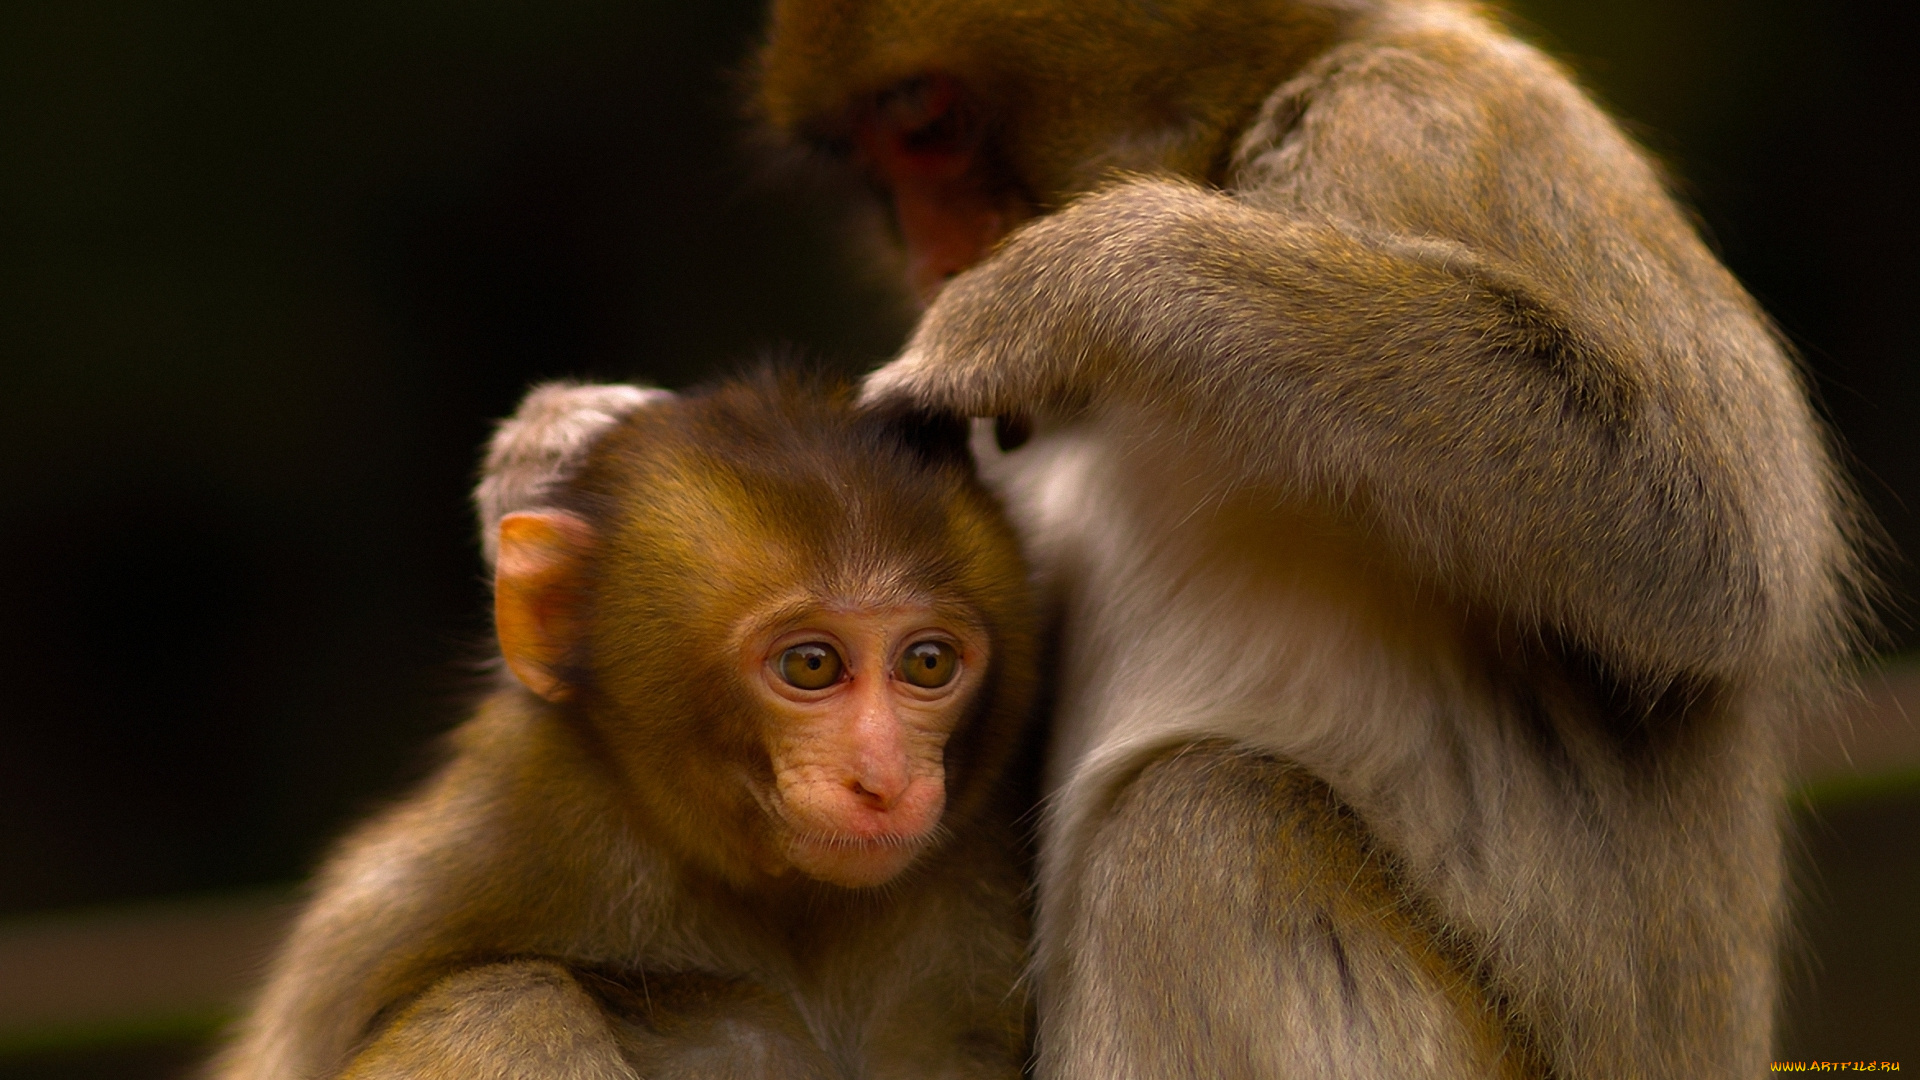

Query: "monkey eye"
<box><xmin>896</xmin><ymin>640</ymin><xmax>959</xmax><ymax>689</ymax></box>
<box><xmin>865</xmin><ymin>75</ymin><xmax>976</xmax><ymax>170</ymax></box>
<box><xmin>879</xmin><ymin>77</ymin><xmax>959</xmax><ymax>140</ymax></box>
<box><xmin>779</xmin><ymin>643</ymin><xmax>844</xmax><ymax>691</ymax></box>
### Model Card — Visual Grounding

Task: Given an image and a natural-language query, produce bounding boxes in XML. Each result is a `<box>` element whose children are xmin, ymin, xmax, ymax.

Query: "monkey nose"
<box><xmin>847</xmin><ymin>770</ymin><xmax>909</xmax><ymax>810</ymax></box>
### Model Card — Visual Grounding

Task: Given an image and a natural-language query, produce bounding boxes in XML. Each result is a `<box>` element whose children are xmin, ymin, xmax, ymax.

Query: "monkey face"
<box><xmin>495</xmin><ymin>503</ymin><xmax>1005</xmax><ymax>892</ymax></box>
<box><xmin>849</xmin><ymin>74</ymin><xmax>1030</xmax><ymax>304</ymax></box>
<box><xmin>758</xmin><ymin>1</ymin><xmax>1344</xmax><ymax>306</ymax></box>
<box><xmin>738</xmin><ymin>602</ymin><xmax>991</xmax><ymax>888</ymax></box>
<box><xmin>491</xmin><ymin>371</ymin><xmax>1036</xmax><ymax>893</ymax></box>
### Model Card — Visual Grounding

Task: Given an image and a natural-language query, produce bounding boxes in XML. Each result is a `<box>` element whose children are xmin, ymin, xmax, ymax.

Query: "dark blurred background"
<box><xmin>0</xmin><ymin>0</ymin><xmax>1914</xmax><ymax>1072</ymax></box>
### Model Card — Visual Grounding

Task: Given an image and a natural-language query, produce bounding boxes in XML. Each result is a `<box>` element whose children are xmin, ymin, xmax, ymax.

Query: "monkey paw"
<box><xmin>859</xmin><ymin>189</ymin><xmax>1158</xmax><ymax>421</ymax></box>
<box><xmin>859</xmin><ymin>343</ymin><xmax>971</xmax><ymax>413</ymax></box>
<box><xmin>858</xmin><ymin>277</ymin><xmax>1075</xmax><ymax>421</ymax></box>
<box><xmin>475</xmin><ymin>382</ymin><xmax>674</xmax><ymax>566</ymax></box>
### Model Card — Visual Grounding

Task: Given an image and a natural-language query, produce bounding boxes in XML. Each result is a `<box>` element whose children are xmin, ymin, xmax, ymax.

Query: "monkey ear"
<box><xmin>495</xmin><ymin>511</ymin><xmax>595</xmax><ymax>701</ymax></box>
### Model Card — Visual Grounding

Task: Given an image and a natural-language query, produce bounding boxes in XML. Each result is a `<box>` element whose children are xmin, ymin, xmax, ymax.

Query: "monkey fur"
<box><xmin>753</xmin><ymin>1</ymin><xmax>1866</xmax><ymax>1078</ymax></box>
<box><xmin>212</xmin><ymin>372</ymin><xmax>1038</xmax><ymax>1080</ymax></box>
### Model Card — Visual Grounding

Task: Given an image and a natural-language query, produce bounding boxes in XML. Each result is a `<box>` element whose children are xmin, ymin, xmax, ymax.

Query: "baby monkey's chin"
<box><xmin>782</xmin><ymin>831</ymin><xmax>934</xmax><ymax>889</ymax></box>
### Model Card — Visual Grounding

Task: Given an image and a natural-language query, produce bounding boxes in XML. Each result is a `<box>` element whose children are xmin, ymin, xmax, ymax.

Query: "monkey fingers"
<box><xmin>859</xmin><ymin>191</ymin><xmax>1149</xmax><ymax>422</ymax></box>
<box><xmin>475</xmin><ymin>381</ymin><xmax>673</xmax><ymax>569</ymax></box>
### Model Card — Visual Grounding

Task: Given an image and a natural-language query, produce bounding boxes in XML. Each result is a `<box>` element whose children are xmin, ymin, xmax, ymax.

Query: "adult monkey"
<box><xmin>754</xmin><ymin>1</ymin><xmax>1865</xmax><ymax>1078</ymax></box>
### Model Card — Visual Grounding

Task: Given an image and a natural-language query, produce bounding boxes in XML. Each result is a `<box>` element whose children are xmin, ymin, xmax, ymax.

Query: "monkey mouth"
<box><xmin>780</xmin><ymin>823</ymin><xmax>945</xmax><ymax>888</ymax></box>
<box><xmin>751</xmin><ymin>774</ymin><xmax>949</xmax><ymax>887</ymax></box>
<box><xmin>789</xmin><ymin>826</ymin><xmax>939</xmax><ymax>853</ymax></box>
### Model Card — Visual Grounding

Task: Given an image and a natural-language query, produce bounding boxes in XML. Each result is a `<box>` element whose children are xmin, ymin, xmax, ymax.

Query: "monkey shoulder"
<box><xmin>1229</xmin><ymin>7</ymin><xmax>1704</xmax><ymax>288</ymax></box>
<box><xmin>362</xmin><ymin>687</ymin><xmax>716</xmax><ymax>952</ymax></box>
<box><xmin>280</xmin><ymin>696</ymin><xmax>701</xmax><ymax>998</ymax></box>
<box><xmin>1201</xmin><ymin>9</ymin><xmax>1844</xmax><ymax>676</ymax></box>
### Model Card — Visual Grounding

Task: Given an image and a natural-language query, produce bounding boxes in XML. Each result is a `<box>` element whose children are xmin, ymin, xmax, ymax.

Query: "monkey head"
<box><xmin>492</xmin><ymin>371</ymin><xmax>1035</xmax><ymax>890</ymax></box>
<box><xmin>755</xmin><ymin>0</ymin><xmax>1337</xmax><ymax>301</ymax></box>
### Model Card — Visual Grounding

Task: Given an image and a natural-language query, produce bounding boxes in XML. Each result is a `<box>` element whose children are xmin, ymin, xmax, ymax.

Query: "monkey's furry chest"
<box><xmin>977</xmin><ymin>415</ymin><xmax>1484</xmax><ymax>885</ymax></box>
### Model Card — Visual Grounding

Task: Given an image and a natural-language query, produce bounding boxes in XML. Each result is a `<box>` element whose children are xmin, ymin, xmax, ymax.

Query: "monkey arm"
<box><xmin>213</xmin><ymin>694</ymin><xmax>686</xmax><ymax>1080</ymax></box>
<box><xmin>338</xmin><ymin>963</ymin><xmax>641</xmax><ymax>1080</ymax></box>
<box><xmin>339</xmin><ymin>963</ymin><xmax>838</xmax><ymax>1080</ymax></box>
<box><xmin>864</xmin><ymin>32</ymin><xmax>1848</xmax><ymax>690</ymax></box>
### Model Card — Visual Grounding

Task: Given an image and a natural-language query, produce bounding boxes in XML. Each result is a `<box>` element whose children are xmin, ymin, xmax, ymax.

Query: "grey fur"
<box><xmin>851</xmin><ymin>3</ymin><xmax>1861</xmax><ymax>1078</ymax></box>
<box><xmin>473</xmin><ymin>382</ymin><xmax>672</xmax><ymax>567</ymax></box>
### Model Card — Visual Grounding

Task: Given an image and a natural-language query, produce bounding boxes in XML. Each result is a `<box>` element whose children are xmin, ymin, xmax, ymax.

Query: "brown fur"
<box><xmin>212</xmin><ymin>371</ymin><xmax>1038</xmax><ymax>1079</ymax></box>
<box><xmin>1069</xmin><ymin>742</ymin><xmax>1546</xmax><ymax>1078</ymax></box>
<box><xmin>756</xmin><ymin>2</ymin><xmax>1865</xmax><ymax>1078</ymax></box>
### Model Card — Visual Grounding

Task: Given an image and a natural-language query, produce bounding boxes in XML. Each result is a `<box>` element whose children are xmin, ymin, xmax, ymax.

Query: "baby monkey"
<box><xmin>214</xmin><ymin>370</ymin><xmax>1038</xmax><ymax>1080</ymax></box>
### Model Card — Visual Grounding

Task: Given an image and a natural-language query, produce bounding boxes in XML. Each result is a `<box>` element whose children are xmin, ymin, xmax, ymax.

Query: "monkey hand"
<box><xmin>860</xmin><ymin>182</ymin><xmax>1189</xmax><ymax>421</ymax></box>
<box><xmin>475</xmin><ymin>381</ymin><xmax>674</xmax><ymax>567</ymax></box>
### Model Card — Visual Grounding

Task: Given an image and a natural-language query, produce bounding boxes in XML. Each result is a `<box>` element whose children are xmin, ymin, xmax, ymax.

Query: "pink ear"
<box><xmin>495</xmin><ymin>511</ymin><xmax>595</xmax><ymax>700</ymax></box>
